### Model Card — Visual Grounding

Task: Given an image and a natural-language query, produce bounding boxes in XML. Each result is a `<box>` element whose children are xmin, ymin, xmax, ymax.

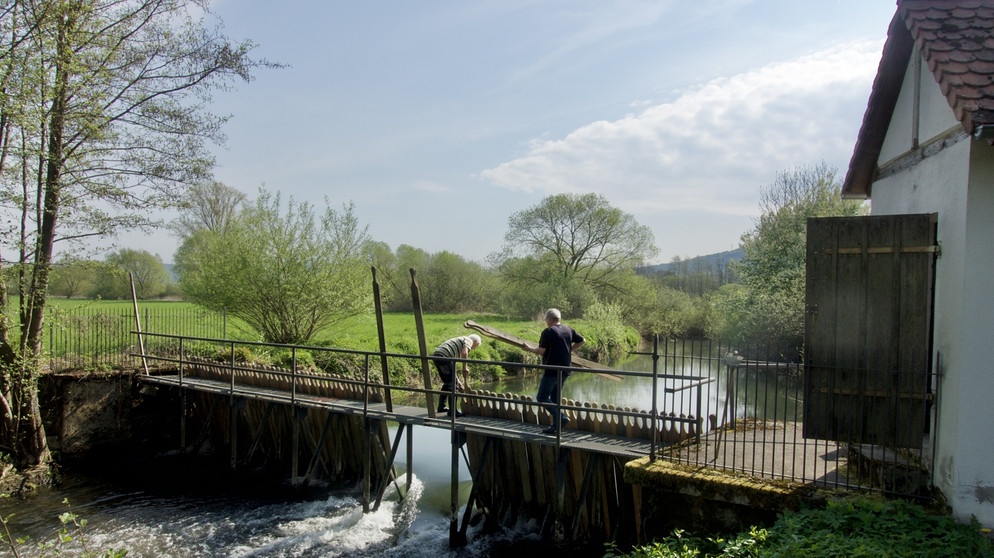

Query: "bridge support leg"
<box><xmin>291</xmin><ymin>406</ymin><xmax>307</xmax><ymax>488</ymax></box>
<box><xmin>406</xmin><ymin>423</ymin><xmax>413</xmax><ymax>491</ymax></box>
<box><xmin>363</xmin><ymin>418</ymin><xmax>372</xmax><ymax>513</ymax></box>
<box><xmin>179</xmin><ymin>389</ymin><xmax>187</xmax><ymax>452</ymax></box>
<box><xmin>449</xmin><ymin>429</ymin><xmax>464</xmax><ymax>548</ymax></box>
<box><xmin>373</xmin><ymin>423</ymin><xmax>410</xmax><ymax>510</ymax></box>
<box><xmin>302</xmin><ymin>411</ymin><xmax>336</xmax><ymax>486</ymax></box>
<box><xmin>552</xmin><ymin>447</ymin><xmax>570</xmax><ymax>543</ymax></box>
<box><xmin>572</xmin><ymin>452</ymin><xmax>600</xmax><ymax>539</ymax></box>
<box><xmin>230</xmin><ymin>396</ymin><xmax>245</xmax><ymax>470</ymax></box>
<box><xmin>456</xmin><ymin>437</ymin><xmax>493</xmax><ymax>544</ymax></box>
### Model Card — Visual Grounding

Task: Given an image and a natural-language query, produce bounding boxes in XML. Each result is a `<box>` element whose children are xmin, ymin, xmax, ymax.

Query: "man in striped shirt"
<box><xmin>431</xmin><ymin>334</ymin><xmax>482</xmax><ymax>417</ymax></box>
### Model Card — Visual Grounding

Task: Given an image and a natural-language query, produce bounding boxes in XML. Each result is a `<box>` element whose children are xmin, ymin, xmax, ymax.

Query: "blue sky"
<box><xmin>127</xmin><ymin>0</ymin><xmax>898</xmax><ymax>265</ymax></box>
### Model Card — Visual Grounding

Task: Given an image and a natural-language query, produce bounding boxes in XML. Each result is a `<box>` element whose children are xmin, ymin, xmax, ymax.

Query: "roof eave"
<box><xmin>841</xmin><ymin>11</ymin><xmax>915</xmax><ymax>199</ymax></box>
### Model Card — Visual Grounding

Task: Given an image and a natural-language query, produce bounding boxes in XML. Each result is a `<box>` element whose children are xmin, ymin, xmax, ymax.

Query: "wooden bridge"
<box><xmin>135</xmin><ymin>339</ymin><xmax>707</xmax><ymax>547</ymax></box>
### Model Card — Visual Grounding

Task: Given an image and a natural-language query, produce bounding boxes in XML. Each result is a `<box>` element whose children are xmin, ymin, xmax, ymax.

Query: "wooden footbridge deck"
<box><xmin>140</xmin><ymin>371</ymin><xmax>659</xmax><ymax>459</ymax></box>
<box><xmin>135</xmin><ymin>340</ymin><xmax>706</xmax><ymax>547</ymax></box>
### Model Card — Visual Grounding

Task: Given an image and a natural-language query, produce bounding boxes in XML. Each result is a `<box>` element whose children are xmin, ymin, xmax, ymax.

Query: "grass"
<box><xmin>38</xmin><ymin>299</ymin><xmax>545</xmax><ymax>349</ymax></box>
<box><xmin>31</xmin><ymin>298</ymin><xmax>552</xmax><ymax>379</ymax></box>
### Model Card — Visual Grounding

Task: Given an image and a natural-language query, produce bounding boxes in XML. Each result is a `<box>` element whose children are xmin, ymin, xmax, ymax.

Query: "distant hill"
<box><xmin>638</xmin><ymin>247</ymin><xmax>744</xmax><ymax>275</ymax></box>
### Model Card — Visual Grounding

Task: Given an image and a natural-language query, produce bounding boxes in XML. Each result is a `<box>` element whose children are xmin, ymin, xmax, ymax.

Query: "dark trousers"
<box><xmin>432</xmin><ymin>356</ymin><xmax>457</xmax><ymax>412</ymax></box>
<box><xmin>537</xmin><ymin>371</ymin><xmax>569</xmax><ymax>425</ymax></box>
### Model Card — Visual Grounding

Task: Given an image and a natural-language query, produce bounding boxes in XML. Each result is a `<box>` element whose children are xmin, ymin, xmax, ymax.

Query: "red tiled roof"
<box><xmin>842</xmin><ymin>0</ymin><xmax>994</xmax><ymax>198</ymax></box>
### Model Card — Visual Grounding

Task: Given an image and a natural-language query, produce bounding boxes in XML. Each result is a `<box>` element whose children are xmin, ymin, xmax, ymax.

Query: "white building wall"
<box><xmin>918</xmin><ymin>65</ymin><xmax>958</xmax><ymax>141</ymax></box>
<box><xmin>953</xmin><ymin>146</ymin><xmax>994</xmax><ymax>524</ymax></box>
<box><xmin>879</xmin><ymin>51</ymin><xmax>960</xmax><ymax>165</ymax></box>
<box><xmin>871</xmin><ymin>126</ymin><xmax>994</xmax><ymax>529</ymax></box>
<box><xmin>879</xmin><ymin>55</ymin><xmax>916</xmax><ymax>163</ymax></box>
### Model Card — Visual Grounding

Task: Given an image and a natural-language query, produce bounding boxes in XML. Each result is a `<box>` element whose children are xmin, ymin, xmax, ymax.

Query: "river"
<box><xmin>1</xmin><ymin>424</ymin><xmax>605</xmax><ymax>558</ymax></box>
<box><xmin>0</xmin><ymin>350</ymin><xmax>799</xmax><ymax>557</ymax></box>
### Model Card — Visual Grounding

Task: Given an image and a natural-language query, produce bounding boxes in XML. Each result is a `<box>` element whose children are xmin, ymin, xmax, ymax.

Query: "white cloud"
<box><xmin>480</xmin><ymin>39</ymin><xmax>883</xmax><ymax>219</ymax></box>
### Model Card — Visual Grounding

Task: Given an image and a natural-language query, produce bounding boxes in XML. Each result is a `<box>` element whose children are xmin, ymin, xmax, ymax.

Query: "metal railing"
<box><xmin>47</xmin><ymin>311</ymin><xmax>932</xmax><ymax>498</ymax></box>
<box><xmin>132</xmin><ymin>331</ymin><xmax>711</xmax><ymax>451</ymax></box>
<box><xmin>652</xmin><ymin>338</ymin><xmax>932</xmax><ymax>499</ymax></box>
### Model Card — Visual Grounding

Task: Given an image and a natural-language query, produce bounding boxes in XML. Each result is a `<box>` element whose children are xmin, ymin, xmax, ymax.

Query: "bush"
<box><xmin>216</xmin><ymin>345</ymin><xmax>255</xmax><ymax>364</ymax></box>
<box><xmin>610</xmin><ymin>497</ymin><xmax>994</xmax><ymax>558</ymax></box>
<box><xmin>574</xmin><ymin>302</ymin><xmax>640</xmax><ymax>362</ymax></box>
<box><xmin>269</xmin><ymin>348</ymin><xmax>316</xmax><ymax>371</ymax></box>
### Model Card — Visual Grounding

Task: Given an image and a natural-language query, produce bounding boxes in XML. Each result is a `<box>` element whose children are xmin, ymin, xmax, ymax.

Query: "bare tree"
<box><xmin>0</xmin><ymin>0</ymin><xmax>276</xmax><ymax>469</ymax></box>
<box><xmin>171</xmin><ymin>180</ymin><xmax>247</xmax><ymax>238</ymax></box>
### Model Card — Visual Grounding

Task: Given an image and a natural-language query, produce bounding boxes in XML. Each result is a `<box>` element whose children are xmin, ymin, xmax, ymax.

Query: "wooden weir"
<box><xmin>138</xmin><ymin>352</ymin><xmax>705</xmax><ymax>548</ymax></box>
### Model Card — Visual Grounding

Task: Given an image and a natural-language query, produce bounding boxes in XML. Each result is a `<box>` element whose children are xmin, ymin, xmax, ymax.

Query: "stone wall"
<box><xmin>40</xmin><ymin>370</ymin><xmax>178</xmax><ymax>464</ymax></box>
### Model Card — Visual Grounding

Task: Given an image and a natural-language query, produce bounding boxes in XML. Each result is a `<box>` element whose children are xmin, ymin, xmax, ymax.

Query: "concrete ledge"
<box><xmin>623</xmin><ymin>457</ymin><xmax>826</xmax><ymax>535</ymax></box>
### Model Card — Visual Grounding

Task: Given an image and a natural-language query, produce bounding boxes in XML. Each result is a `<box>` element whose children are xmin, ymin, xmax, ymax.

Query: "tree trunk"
<box><xmin>1</xmin><ymin>4</ymin><xmax>78</xmax><ymax>470</ymax></box>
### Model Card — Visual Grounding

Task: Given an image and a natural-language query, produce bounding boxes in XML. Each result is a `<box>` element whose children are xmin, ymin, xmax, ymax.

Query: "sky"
<box><xmin>119</xmin><ymin>0</ymin><xmax>899</xmax><ymax>266</ymax></box>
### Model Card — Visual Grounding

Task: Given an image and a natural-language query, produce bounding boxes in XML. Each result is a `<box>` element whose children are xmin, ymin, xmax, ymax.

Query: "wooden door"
<box><xmin>803</xmin><ymin>214</ymin><xmax>937</xmax><ymax>448</ymax></box>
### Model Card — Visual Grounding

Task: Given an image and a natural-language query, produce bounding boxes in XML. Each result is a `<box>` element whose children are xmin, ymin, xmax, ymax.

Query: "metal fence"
<box><xmin>652</xmin><ymin>338</ymin><xmax>932</xmax><ymax>499</ymax></box>
<box><xmin>46</xmin><ymin>306</ymin><xmax>227</xmax><ymax>371</ymax></box>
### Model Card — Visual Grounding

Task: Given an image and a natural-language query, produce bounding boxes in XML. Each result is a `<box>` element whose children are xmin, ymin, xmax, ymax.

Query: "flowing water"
<box><xmin>1</xmin><ymin>426</ymin><xmax>600</xmax><ymax>558</ymax></box>
<box><xmin>1</xmin><ymin>347</ymin><xmax>798</xmax><ymax>557</ymax></box>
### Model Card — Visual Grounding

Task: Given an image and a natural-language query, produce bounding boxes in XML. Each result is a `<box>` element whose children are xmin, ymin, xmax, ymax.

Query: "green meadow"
<box><xmin>34</xmin><ymin>298</ymin><xmax>552</xmax><ymax>375</ymax></box>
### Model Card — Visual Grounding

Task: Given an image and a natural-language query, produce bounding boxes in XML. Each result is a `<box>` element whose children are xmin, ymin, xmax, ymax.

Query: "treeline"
<box><xmin>37</xmin><ymin>164</ymin><xmax>866</xmax><ymax>358</ymax></box>
<box><xmin>42</xmin><ymin>250</ymin><xmax>180</xmax><ymax>301</ymax></box>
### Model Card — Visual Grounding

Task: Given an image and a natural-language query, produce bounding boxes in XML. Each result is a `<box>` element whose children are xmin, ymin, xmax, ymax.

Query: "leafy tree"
<box><xmin>491</xmin><ymin>193</ymin><xmax>658</xmax><ymax>318</ymax></box>
<box><xmin>363</xmin><ymin>240</ymin><xmax>399</xmax><ymax>309</ymax></box>
<box><xmin>654</xmin><ymin>255</ymin><xmax>737</xmax><ymax>296</ymax></box>
<box><xmin>49</xmin><ymin>258</ymin><xmax>97</xmax><ymax>298</ymax></box>
<box><xmin>176</xmin><ymin>189</ymin><xmax>372</xmax><ymax>344</ymax></box>
<box><xmin>368</xmin><ymin>243</ymin><xmax>500</xmax><ymax>314</ymax></box>
<box><xmin>93</xmin><ymin>249</ymin><xmax>171</xmax><ymax>300</ymax></box>
<box><xmin>381</xmin><ymin>243</ymin><xmax>428</xmax><ymax>311</ymax></box>
<box><xmin>418</xmin><ymin>251</ymin><xmax>498</xmax><ymax>313</ymax></box>
<box><xmin>170</xmin><ymin>181</ymin><xmax>248</xmax><ymax>238</ymax></box>
<box><xmin>0</xmin><ymin>0</ymin><xmax>271</xmax><ymax>468</ymax></box>
<box><xmin>726</xmin><ymin>163</ymin><xmax>867</xmax><ymax>344</ymax></box>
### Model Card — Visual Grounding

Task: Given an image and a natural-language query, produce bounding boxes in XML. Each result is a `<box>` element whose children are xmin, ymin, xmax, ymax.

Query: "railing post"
<box><xmin>650</xmin><ymin>334</ymin><xmax>659</xmax><ymax>461</ymax></box>
<box><xmin>228</xmin><ymin>341</ymin><xmax>236</xmax><ymax>394</ymax></box>
<box><xmin>179</xmin><ymin>338</ymin><xmax>186</xmax><ymax>452</ymax></box>
<box><xmin>291</xmin><ymin>347</ymin><xmax>297</xmax><ymax>405</ymax></box>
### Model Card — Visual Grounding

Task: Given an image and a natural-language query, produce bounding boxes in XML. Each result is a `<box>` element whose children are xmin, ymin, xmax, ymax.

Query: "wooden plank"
<box><xmin>463</xmin><ymin>320</ymin><xmax>622</xmax><ymax>381</ymax></box>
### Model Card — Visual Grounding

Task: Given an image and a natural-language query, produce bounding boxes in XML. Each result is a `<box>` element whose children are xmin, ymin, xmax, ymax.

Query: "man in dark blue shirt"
<box><xmin>526</xmin><ymin>308</ymin><xmax>584</xmax><ymax>434</ymax></box>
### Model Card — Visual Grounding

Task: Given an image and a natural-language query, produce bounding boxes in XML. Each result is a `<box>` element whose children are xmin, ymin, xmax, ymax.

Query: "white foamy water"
<box><xmin>3</xmin><ymin>472</ymin><xmax>572</xmax><ymax>558</ymax></box>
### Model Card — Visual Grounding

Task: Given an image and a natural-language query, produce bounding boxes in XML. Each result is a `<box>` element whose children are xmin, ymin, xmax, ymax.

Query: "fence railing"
<box><xmin>652</xmin><ymin>338</ymin><xmax>931</xmax><ymax>499</ymax></box>
<box><xmin>45</xmin><ymin>306</ymin><xmax>226</xmax><ymax>371</ymax></box>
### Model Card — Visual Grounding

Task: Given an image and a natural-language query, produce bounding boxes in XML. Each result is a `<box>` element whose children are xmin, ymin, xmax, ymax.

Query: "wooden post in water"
<box><xmin>127</xmin><ymin>272</ymin><xmax>150</xmax><ymax>375</ymax></box>
<box><xmin>363</xmin><ymin>418</ymin><xmax>372</xmax><ymax>513</ymax></box>
<box><xmin>449</xmin><ymin>430</ymin><xmax>463</xmax><ymax>547</ymax></box>
<box><xmin>371</xmin><ymin>267</ymin><xmax>393</xmax><ymax>411</ymax></box>
<box><xmin>410</xmin><ymin>268</ymin><xmax>437</xmax><ymax>418</ymax></box>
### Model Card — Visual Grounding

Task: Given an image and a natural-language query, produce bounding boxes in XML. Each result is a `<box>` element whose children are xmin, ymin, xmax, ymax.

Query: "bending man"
<box><xmin>431</xmin><ymin>333</ymin><xmax>481</xmax><ymax>417</ymax></box>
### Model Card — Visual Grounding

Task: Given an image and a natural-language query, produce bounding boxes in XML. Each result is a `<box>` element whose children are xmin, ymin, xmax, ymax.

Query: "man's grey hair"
<box><xmin>545</xmin><ymin>308</ymin><xmax>562</xmax><ymax>321</ymax></box>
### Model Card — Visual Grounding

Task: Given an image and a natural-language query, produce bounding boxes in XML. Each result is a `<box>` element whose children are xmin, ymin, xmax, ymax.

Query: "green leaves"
<box><xmin>494</xmin><ymin>193</ymin><xmax>658</xmax><ymax>319</ymax></box>
<box><xmin>722</xmin><ymin>163</ymin><xmax>866</xmax><ymax>345</ymax></box>
<box><xmin>615</xmin><ymin>497</ymin><xmax>993</xmax><ymax>558</ymax></box>
<box><xmin>176</xmin><ymin>188</ymin><xmax>372</xmax><ymax>345</ymax></box>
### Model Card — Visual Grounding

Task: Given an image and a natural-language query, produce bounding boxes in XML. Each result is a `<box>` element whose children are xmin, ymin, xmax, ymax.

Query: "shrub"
<box><xmin>216</xmin><ymin>345</ymin><xmax>255</xmax><ymax>364</ymax></box>
<box><xmin>575</xmin><ymin>302</ymin><xmax>639</xmax><ymax>362</ymax></box>
<box><xmin>269</xmin><ymin>348</ymin><xmax>316</xmax><ymax>371</ymax></box>
<box><xmin>610</xmin><ymin>496</ymin><xmax>994</xmax><ymax>558</ymax></box>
